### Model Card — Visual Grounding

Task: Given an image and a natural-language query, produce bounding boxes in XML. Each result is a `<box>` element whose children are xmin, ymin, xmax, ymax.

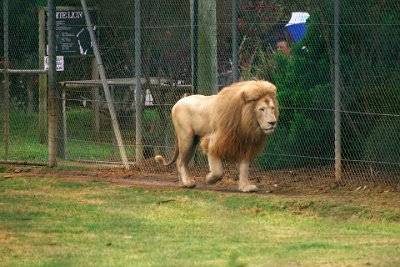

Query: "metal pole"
<box><xmin>2</xmin><ymin>0</ymin><xmax>10</xmax><ymax>159</ymax></box>
<box><xmin>80</xmin><ymin>0</ymin><xmax>130</xmax><ymax>170</ymax></box>
<box><xmin>61</xmin><ymin>89</ymin><xmax>67</xmax><ymax>159</ymax></box>
<box><xmin>192</xmin><ymin>0</ymin><xmax>199</xmax><ymax>94</ymax></box>
<box><xmin>231</xmin><ymin>0</ymin><xmax>239</xmax><ymax>82</ymax></box>
<box><xmin>334</xmin><ymin>0</ymin><xmax>342</xmax><ymax>181</ymax></box>
<box><xmin>38</xmin><ymin>8</ymin><xmax>48</xmax><ymax>144</ymax></box>
<box><xmin>0</xmin><ymin>69</ymin><xmax>47</xmax><ymax>74</ymax></box>
<box><xmin>47</xmin><ymin>0</ymin><xmax>57</xmax><ymax>167</ymax></box>
<box><xmin>197</xmin><ymin>0</ymin><xmax>218</xmax><ymax>95</ymax></box>
<box><xmin>135</xmin><ymin>0</ymin><xmax>144</xmax><ymax>166</ymax></box>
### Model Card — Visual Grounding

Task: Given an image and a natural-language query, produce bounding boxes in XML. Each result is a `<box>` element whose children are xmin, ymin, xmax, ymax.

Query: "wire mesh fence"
<box><xmin>1</xmin><ymin>0</ymin><xmax>399</xmax><ymax>186</ymax></box>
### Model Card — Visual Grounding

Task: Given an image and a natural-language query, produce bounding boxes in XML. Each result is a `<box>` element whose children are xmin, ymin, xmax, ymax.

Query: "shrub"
<box><xmin>363</xmin><ymin>118</ymin><xmax>400</xmax><ymax>172</ymax></box>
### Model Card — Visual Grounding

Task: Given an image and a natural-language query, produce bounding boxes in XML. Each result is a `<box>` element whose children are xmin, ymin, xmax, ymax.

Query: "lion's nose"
<box><xmin>269</xmin><ymin>121</ymin><xmax>277</xmax><ymax>126</ymax></box>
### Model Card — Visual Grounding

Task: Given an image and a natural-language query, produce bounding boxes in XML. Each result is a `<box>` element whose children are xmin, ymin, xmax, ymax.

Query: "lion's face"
<box><xmin>254</xmin><ymin>96</ymin><xmax>278</xmax><ymax>135</ymax></box>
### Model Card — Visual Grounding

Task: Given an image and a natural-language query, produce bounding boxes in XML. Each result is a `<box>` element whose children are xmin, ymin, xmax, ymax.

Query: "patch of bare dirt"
<box><xmin>1</xmin><ymin>164</ymin><xmax>399</xmax><ymax>210</ymax></box>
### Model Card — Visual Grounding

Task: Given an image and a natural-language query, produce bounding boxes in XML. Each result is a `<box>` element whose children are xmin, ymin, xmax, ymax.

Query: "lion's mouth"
<box><xmin>262</xmin><ymin>127</ymin><xmax>275</xmax><ymax>134</ymax></box>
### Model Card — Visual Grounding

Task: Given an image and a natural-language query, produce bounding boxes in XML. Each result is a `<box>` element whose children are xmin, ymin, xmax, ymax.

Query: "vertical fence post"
<box><xmin>91</xmin><ymin>58</ymin><xmax>100</xmax><ymax>138</ymax></box>
<box><xmin>38</xmin><ymin>8</ymin><xmax>48</xmax><ymax>144</ymax></box>
<box><xmin>191</xmin><ymin>0</ymin><xmax>199</xmax><ymax>94</ymax></box>
<box><xmin>334</xmin><ymin>0</ymin><xmax>342</xmax><ymax>181</ymax></box>
<box><xmin>61</xmin><ymin>89</ymin><xmax>67</xmax><ymax>159</ymax></box>
<box><xmin>135</xmin><ymin>0</ymin><xmax>144</xmax><ymax>166</ymax></box>
<box><xmin>2</xmin><ymin>0</ymin><xmax>10</xmax><ymax>160</ymax></box>
<box><xmin>80</xmin><ymin>0</ymin><xmax>130</xmax><ymax>170</ymax></box>
<box><xmin>231</xmin><ymin>0</ymin><xmax>239</xmax><ymax>83</ymax></box>
<box><xmin>47</xmin><ymin>0</ymin><xmax>57</xmax><ymax>167</ymax></box>
<box><xmin>197</xmin><ymin>0</ymin><xmax>218</xmax><ymax>95</ymax></box>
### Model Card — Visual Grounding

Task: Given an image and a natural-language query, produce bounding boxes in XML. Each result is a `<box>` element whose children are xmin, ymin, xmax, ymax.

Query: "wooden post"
<box><xmin>3</xmin><ymin>0</ymin><xmax>10</xmax><ymax>159</ymax></box>
<box><xmin>231</xmin><ymin>0</ymin><xmax>239</xmax><ymax>82</ymax></box>
<box><xmin>334</xmin><ymin>0</ymin><xmax>342</xmax><ymax>182</ymax></box>
<box><xmin>38</xmin><ymin>8</ymin><xmax>48</xmax><ymax>144</ymax></box>
<box><xmin>192</xmin><ymin>0</ymin><xmax>218</xmax><ymax>95</ymax></box>
<box><xmin>47</xmin><ymin>0</ymin><xmax>57</xmax><ymax>167</ymax></box>
<box><xmin>134</xmin><ymin>0</ymin><xmax>144</xmax><ymax>166</ymax></box>
<box><xmin>61</xmin><ymin>89</ymin><xmax>67</xmax><ymax>159</ymax></box>
<box><xmin>56</xmin><ymin>83</ymin><xmax>65</xmax><ymax>159</ymax></box>
<box><xmin>27</xmin><ymin>80</ymin><xmax>34</xmax><ymax>113</ymax></box>
<box><xmin>191</xmin><ymin>0</ymin><xmax>199</xmax><ymax>94</ymax></box>
<box><xmin>91</xmin><ymin>57</ymin><xmax>100</xmax><ymax>138</ymax></box>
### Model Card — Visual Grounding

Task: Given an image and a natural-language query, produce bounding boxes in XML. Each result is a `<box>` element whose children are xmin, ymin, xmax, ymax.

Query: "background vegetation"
<box><xmin>0</xmin><ymin>0</ymin><xmax>399</xmax><ymax>183</ymax></box>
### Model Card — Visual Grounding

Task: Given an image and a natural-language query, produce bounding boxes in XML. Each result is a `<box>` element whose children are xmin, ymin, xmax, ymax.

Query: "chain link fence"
<box><xmin>1</xmin><ymin>0</ymin><xmax>399</xmax><ymax>186</ymax></box>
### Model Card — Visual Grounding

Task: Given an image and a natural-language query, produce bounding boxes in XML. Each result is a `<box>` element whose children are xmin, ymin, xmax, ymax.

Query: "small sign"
<box><xmin>45</xmin><ymin>9</ymin><xmax>97</xmax><ymax>56</ymax></box>
<box><xmin>44</xmin><ymin>56</ymin><xmax>64</xmax><ymax>72</ymax></box>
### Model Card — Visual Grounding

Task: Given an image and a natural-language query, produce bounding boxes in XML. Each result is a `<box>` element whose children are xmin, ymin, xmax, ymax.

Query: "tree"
<box><xmin>249</xmin><ymin>0</ymin><xmax>400</xmax><ymax>172</ymax></box>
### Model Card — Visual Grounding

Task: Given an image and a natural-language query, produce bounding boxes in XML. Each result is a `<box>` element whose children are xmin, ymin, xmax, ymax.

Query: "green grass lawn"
<box><xmin>0</xmin><ymin>174</ymin><xmax>399</xmax><ymax>267</ymax></box>
<box><xmin>1</xmin><ymin>108</ymin><xmax>140</xmax><ymax>162</ymax></box>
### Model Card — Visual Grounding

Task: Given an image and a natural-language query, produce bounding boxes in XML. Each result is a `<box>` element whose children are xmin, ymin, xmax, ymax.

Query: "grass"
<box><xmin>0</xmin><ymin>108</ymin><xmax>144</xmax><ymax>162</ymax></box>
<box><xmin>1</xmin><ymin>175</ymin><xmax>399</xmax><ymax>266</ymax></box>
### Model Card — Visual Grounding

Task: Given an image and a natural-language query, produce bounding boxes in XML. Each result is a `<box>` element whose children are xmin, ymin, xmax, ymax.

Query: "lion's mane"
<box><xmin>200</xmin><ymin>80</ymin><xmax>279</xmax><ymax>162</ymax></box>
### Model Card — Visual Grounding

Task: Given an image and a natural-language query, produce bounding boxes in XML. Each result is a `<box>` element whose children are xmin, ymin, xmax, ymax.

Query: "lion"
<box><xmin>155</xmin><ymin>80</ymin><xmax>279</xmax><ymax>192</ymax></box>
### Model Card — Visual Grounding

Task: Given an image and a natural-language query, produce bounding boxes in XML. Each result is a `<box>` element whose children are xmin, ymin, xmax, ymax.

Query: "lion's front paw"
<box><xmin>206</xmin><ymin>173</ymin><xmax>223</xmax><ymax>185</ymax></box>
<box><xmin>181</xmin><ymin>178</ymin><xmax>196</xmax><ymax>189</ymax></box>
<box><xmin>238</xmin><ymin>184</ymin><xmax>258</xmax><ymax>192</ymax></box>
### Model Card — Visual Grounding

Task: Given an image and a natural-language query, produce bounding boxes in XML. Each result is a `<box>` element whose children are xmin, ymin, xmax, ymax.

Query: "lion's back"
<box><xmin>172</xmin><ymin>94</ymin><xmax>215</xmax><ymax>137</ymax></box>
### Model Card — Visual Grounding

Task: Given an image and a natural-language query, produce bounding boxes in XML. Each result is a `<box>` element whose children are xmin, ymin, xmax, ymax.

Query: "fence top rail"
<box><xmin>0</xmin><ymin>69</ymin><xmax>48</xmax><ymax>74</ymax></box>
<box><xmin>59</xmin><ymin>77</ymin><xmax>173</xmax><ymax>88</ymax></box>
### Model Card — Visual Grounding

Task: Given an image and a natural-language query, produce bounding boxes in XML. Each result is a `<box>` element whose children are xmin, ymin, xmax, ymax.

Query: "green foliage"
<box><xmin>241</xmin><ymin>44</ymin><xmax>280</xmax><ymax>82</ymax></box>
<box><xmin>363</xmin><ymin>118</ymin><xmax>400</xmax><ymax>172</ymax></box>
<box><xmin>337</xmin><ymin>0</ymin><xmax>400</xmax><ymax>163</ymax></box>
<box><xmin>253</xmin><ymin>1</ymin><xmax>400</xmax><ymax>171</ymax></box>
<box><xmin>257</xmin><ymin>14</ymin><xmax>333</xmax><ymax>169</ymax></box>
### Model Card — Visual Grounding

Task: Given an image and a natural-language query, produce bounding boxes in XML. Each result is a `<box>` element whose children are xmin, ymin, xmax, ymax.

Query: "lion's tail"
<box><xmin>154</xmin><ymin>142</ymin><xmax>179</xmax><ymax>167</ymax></box>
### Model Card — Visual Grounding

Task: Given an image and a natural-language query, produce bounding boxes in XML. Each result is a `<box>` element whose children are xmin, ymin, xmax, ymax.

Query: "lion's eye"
<box><xmin>259</xmin><ymin>108</ymin><xmax>265</xmax><ymax>113</ymax></box>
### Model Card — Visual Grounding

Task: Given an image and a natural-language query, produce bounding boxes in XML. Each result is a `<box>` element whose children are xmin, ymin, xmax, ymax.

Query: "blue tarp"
<box><xmin>285</xmin><ymin>12</ymin><xmax>310</xmax><ymax>42</ymax></box>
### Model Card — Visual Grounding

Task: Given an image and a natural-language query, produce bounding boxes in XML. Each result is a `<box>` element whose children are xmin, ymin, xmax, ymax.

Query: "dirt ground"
<box><xmin>1</xmin><ymin>163</ymin><xmax>399</xmax><ymax>211</ymax></box>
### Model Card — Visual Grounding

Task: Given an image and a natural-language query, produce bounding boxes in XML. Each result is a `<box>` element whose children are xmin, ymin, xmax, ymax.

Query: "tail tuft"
<box><xmin>154</xmin><ymin>143</ymin><xmax>179</xmax><ymax>167</ymax></box>
<box><xmin>155</xmin><ymin>155</ymin><xmax>166</xmax><ymax>165</ymax></box>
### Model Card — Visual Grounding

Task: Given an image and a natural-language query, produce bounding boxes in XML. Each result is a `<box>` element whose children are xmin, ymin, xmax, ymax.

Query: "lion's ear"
<box><xmin>241</xmin><ymin>90</ymin><xmax>261</xmax><ymax>103</ymax></box>
<box><xmin>241</xmin><ymin>82</ymin><xmax>277</xmax><ymax>103</ymax></box>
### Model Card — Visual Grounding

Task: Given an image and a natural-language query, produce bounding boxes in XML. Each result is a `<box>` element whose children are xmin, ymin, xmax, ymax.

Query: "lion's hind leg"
<box><xmin>176</xmin><ymin>135</ymin><xmax>198</xmax><ymax>188</ymax></box>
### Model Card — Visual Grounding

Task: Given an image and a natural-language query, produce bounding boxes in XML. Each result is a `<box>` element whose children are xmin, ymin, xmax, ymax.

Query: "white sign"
<box><xmin>286</xmin><ymin>12</ymin><xmax>310</xmax><ymax>26</ymax></box>
<box><xmin>44</xmin><ymin>56</ymin><xmax>64</xmax><ymax>72</ymax></box>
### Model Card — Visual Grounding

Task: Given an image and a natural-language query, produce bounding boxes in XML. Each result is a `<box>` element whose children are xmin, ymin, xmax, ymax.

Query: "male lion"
<box><xmin>155</xmin><ymin>80</ymin><xmax>279</xmax><ymax>192</ymax></box>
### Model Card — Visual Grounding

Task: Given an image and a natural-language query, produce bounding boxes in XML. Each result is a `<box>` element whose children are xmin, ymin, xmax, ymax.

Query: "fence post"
<box><xmin>91</xmin><ymin>58</ymin><xmax>100</xmax><ymax>138</ymax></box>
<box><xmin>198</xmin><ymin>0</ymin><xmax>218</xmax><ymax>95</ymax></box>
<box><xmin>231</xmin><ymin>0</ymin><xmax>239</xmax><ymax>83</ymax></box>
<box><xmin>2</xmin><ymin>0</ymin><xmax>10</xmax><ymax>160</ymax></box>
<box><xmin>191</xmin><ymin>0</ymin><xmax>199</xmax><ymax>94</ymax></box>
<box><xmin>80</xmin><ymin>0</ymin><xmax>130</xmax><ymax>170</ymax></box>
<box><xmin>47</xmin><ymin>0</ymin><xmax>57</xmax><ymax>167</ymax></box>
<box><xmin>38</xmin><ymin>8</ymin><xmax>48</xmax><ymax>144</ymax></box>
<box><xmin>334</xmin><ymin>0</ymin><xmax>342</xmax><ymax>182</ymax></box>
<box><xmin>61</xmin><ymin>89</ymin><xmax>67</xmax><ymax>159</ymax></box>
<box><xmin>135</xmin><ymin>0</ymin><xmax>144</xmax><ymax>167</ymax></box>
